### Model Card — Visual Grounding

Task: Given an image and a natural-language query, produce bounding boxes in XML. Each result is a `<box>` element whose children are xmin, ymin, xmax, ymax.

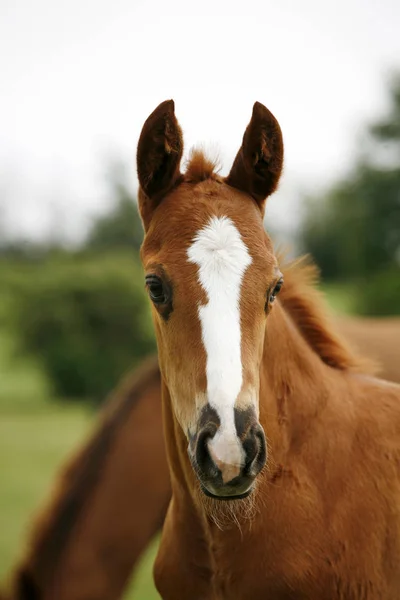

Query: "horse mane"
<box><xmin>184</xmin><ymin>148</ymin><xmax>221</xmax><ymax>183</ymax></box>
<box><xmin>280</xmin><ymin>256</ymin><xmax>375</xmax><ymax>373</ymax></box>
<box><xmin>5</xmin><ymin>356</ymin><xmax>161</xmax><ymax>598</ymax></box>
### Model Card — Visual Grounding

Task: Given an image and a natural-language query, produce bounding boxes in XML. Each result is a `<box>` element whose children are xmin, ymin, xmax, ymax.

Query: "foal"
<box><xmin>137</xmin><ymin>100</ymin><xmax>400</xmax><ymax>599</ymax></box>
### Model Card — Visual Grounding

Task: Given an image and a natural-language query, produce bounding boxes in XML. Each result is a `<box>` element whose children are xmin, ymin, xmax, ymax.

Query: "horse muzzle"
<box><xmin>188</xmin><ymin>405</ymin><xmax>267</xmax><ymax>500</ymax></box>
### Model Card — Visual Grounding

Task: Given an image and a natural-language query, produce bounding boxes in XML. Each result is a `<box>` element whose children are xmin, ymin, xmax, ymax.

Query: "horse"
<box><xmin>335</xmin><ymin>317</ymin><xmax>400</xmax><ymax>386</ymax></box>
<box><xmin>1</xmin><ymin>357</ymin><xmax>169</xmax><ymax>600</ymax></box>
<box><xmin>2</xmin><ymin>310</ymin><xmax>399</xmax><ymax>600</ymax></box>
<box><xmin>135</xmin><ymin>99</ymin><xmax>400</xmax><ymax>599</ymax></box>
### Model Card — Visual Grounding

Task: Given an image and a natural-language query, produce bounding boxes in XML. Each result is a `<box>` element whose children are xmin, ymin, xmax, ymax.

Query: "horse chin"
<box><xmin>198</xmin><ymin>481</ymin><xmax>259</xmax><ymax>529</ymax></box>
<box><xmin>200</xmin><ymin>483</ymin><xmax>254</xmax><ymax>501</ymax></box>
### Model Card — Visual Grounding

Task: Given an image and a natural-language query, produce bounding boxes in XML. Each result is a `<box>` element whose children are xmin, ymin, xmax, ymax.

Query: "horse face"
<box><xmin>137</xmin><ymin>100</ymin><xmax>284</xmax><ymax>499</ymax></box>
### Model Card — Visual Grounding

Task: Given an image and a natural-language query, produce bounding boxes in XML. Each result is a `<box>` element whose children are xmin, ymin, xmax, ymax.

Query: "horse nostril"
<box><xmin>192</xmin><ymin>418</ymin><xmax>266</xmax><ymax>493</ymax></box>
<box><xmin>195</xmin><ymin>427</ymin><xmax>211</xmax><ymax>465</ymax></box>
<box><xmin>195</xmin><ymin>425</ymin><xmax>219</xmax><ymax>478</ymax></box>
<box><xmin>243</xmin><ymin>424</ymin><xmax>267</xmax><ymax>476</ymax></box>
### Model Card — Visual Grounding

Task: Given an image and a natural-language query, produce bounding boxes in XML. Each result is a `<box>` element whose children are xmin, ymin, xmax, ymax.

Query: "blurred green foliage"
<box><xmin>357</xmin><ymin>266</ymin><xmax>400</xmax><ymax>316</ymax></box>
<box><xmin>302</xmin><ymin>167</ymin><xmax>400</xmax><ymax>279</ymax></box>
<box><xmin>301</xmin><ymin>73</ymin><xmax>400</xmax><ymax>315</ymax></box>
<box><xmin>0</xmin><ymin>160</ymin><xmax>157</xmax><ymax>404</ymax></box>
<box><xmin>3</xmin><ymin>253</ymin><xmax>155</xmax><ymax>402</ymax></box>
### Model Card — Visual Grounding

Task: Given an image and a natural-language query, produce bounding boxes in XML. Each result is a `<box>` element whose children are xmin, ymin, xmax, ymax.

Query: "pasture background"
<box><xmin>1</xmin><ymin>77</ymin><xmax>399</xmax><ymax>594</ymax></box>
<box><xmin>1</xmin><ymin>1</ymin><xmax>399</xmax><ymax>596</ymax></box>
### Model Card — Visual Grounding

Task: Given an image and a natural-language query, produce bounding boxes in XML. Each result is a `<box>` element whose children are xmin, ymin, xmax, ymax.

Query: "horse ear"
<box><xmin>225</xmin><ymin>102</ymin><xmax>284</xmax><ymax>213</ymax></box>
<box><xmin>136</xmin><ymin>100</ymin><xmax>183</xmax><ymax>230</ymax></box>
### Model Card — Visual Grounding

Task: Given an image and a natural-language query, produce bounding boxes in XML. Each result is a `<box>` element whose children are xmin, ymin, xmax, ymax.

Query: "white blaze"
<box><xmin>187</xmin><ymin>216</ymin><xmax>252</xmax><ymax>474</ymax></box>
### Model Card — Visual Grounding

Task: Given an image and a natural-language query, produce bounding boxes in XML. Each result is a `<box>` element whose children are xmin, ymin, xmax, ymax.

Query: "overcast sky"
<box><xmin>1</xmin><ymin>0</ymin><xmax>399</xmax><ymax>243</ymax></box>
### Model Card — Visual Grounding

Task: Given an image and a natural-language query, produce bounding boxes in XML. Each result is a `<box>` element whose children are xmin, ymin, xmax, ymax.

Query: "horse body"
<box><xmin>336</xmin><ymin>317</ymin><xmax>400</xmax><ymax>385</ymax></box>
<box><xmin>2</xmin><ymin>357</ymin><xmax>169</xmax><ymax>600</ymax></box>
<box><xmin>155</xmin><ymin>302</ymin><xmax>400</xmax><ymax>600</ymax></box>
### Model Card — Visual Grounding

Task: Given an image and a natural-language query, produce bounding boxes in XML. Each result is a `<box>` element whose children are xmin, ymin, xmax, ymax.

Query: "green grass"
<box><xmin>0</xmin><ymin>406</ymin><xmax>91</xmax><ymax>577</ymax></box>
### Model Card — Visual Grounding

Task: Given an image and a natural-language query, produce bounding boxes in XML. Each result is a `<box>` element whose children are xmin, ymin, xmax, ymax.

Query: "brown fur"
<box><xmin>184</xmin><ymin>148</ymin><xmax>221</xmax><ymax>183</ymax></box>
<box><xmin>279</xmin><ymin>257</ymin><xmax>376</xmax><ymax>373</ymax></box>
<box><xmin>137</xmin><ymin>101</ymin><xmax>400</xmax><ymax>599</ymax></box>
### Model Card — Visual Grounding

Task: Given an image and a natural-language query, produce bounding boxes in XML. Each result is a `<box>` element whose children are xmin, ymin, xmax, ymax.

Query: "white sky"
<box><xmin>1</xmin><ymin>0</ymin><xmax>399</xmax><ymax>243</ymax></box>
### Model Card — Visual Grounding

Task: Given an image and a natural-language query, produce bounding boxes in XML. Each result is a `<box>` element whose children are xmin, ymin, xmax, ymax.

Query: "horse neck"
<box><xmin>258</xmin><ymin>300</ymin><xmax>332</xmax><ymax>456</ymax></box>
<box><xmin>161</xmin><ymin>380</ymin><xmax>197</xmax><ymax>499</ymax></box>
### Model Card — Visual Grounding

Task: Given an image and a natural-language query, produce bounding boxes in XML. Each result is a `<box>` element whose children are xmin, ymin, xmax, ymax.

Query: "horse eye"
<box><xmin>268</xmin><ymin>277</ymin><xmax>284</xmax><ymax>305</ymax></box>
<box><xmin>145</xmin><ymin>275</ymin><xmax>167</xmax><ymax>304</ymax></box>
